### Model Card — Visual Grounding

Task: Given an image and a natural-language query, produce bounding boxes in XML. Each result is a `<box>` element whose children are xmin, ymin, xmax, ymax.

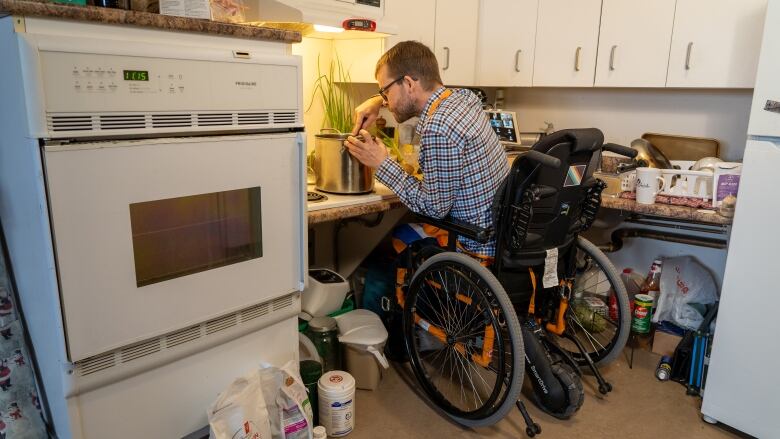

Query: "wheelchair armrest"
<box><xmin>414</xmin><ymin>214</ymin><xmax>494</xmax><ymax>244</ymax></box>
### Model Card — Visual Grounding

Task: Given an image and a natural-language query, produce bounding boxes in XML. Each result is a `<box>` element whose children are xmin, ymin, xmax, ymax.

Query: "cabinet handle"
<box><xmin>575</xmin><ymin>46</ymin><xmax>582</xmax><ymax>72</ymax></box>
<box><xmin>514</xmin><ymin>49</ymin><xmax>522</xmax><ymax>72</ymax></box>
<box><xmin>609</xmin><ymin>45</ymin><xmax>617</xmax><ymax>71</ymax></box>
<box><xmin>443</xmin><ymin>47</ymin><xmax>450</xmax><ymax>71</ymax></box>
<box><xmin>685</xmin><ymin>42</ymin><xmax>693</xmax><ymax>70</ymax></box>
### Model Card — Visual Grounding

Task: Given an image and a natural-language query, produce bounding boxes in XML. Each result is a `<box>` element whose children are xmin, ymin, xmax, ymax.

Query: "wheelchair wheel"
<box><xmin>561</xmin><ymin>236</ymin><xmax>630</xmax><ymax>367</ymax></box>
<box><xmin>403</xmin><ymin>252</ymin><xmax>524</xmax><ymax>427</ymax></box>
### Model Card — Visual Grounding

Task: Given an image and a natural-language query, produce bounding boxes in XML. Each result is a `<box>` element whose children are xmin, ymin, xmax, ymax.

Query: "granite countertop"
<box><xmin>308</xmin><ymin>197</ymin><xmax>405</xmax><ymax>225</ymax></box>
<box><xmin>306</xmin><ymin>190</ymin><xmax>731</xmax><ymax>226</ymax></box>
<box><xmin>600</xmin><ymin>196</ymin><xmax>732</xmax><ymax>225</ymax></box>
<box><xmin>0</xmin><ymin>0</ymin><xmax>301</xmax><ymax>42</ymax></box>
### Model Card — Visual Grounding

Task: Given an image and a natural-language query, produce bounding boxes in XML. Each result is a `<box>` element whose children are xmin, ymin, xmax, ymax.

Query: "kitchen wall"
<box><xmin>492</xmin><ymin>87</ymin><xmax>754</xmax><ymax>161</ymax></box>
<box><xmin>292</xmin><ymin>37</ymin><xmax>381</xmax><ymax>152</ymax></box>
<box><xmin>292</xmin><ymin>37</ymin><xmax>332</xmax><ymax>153</ymax></box>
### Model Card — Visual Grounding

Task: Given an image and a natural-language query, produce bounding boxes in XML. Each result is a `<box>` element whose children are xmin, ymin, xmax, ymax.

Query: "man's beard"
<box><xmin>390</xmin><ymin>95</ymin><xmax>419</xmax><ymax>123</ymax></box>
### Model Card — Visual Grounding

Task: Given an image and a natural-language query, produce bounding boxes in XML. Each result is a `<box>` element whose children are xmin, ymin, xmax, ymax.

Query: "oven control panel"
<box><xmin>38</xmin><ymin>51</ymin><xmax>300</xmax><ymax>113</ymax></box>
<box><xmin>68</xmin><ymin>66</ymin><xmax>187</xmax><ymax>95</ymax></box>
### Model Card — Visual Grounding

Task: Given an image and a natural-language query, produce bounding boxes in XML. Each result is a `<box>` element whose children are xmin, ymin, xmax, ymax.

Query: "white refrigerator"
<box><xmin>700</xmin><ymin>0</ymin><xmax>780</xmax><ymax>437</ymax></box>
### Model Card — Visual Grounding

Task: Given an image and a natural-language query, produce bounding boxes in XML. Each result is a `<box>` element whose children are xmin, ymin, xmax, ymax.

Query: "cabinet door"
<box><xmin>595</xmin><ymin>0</ymin><xmax>675</xmax><ymax>87</ymax></box>
<box><xmin>476</xmin><ymin>0</ymin><xmax>539</xmax><ymax>87</ymax></box>
<box><xmin>532</xmin><ymin>0</ymin><xmax>601</xmax><ymax>87</ymax></box>
<box><xmin>384</xmin><ymin>0</ymin><xmax>436</xmax><ymax>51</ymax></box>
<box><xmin>667</xmin><ymin>0</ymin><xmax>767</xmax><ymax>88</ymax></box>
<box><xmin>434</xmin><ymin>0</ymin><xmax>480</xmax><ymax>86</ymax></box>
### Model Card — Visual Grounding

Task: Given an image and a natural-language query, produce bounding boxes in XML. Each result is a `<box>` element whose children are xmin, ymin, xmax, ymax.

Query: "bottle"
<box><xmin>613</xmin><ymin>268</ymin><xmax>644</xmax><ymax>319</ymax></box>
<box><xmin>639</xmin><ymin>259</ymin><xmax>663</xmax><ymax>314</ymax></box>
<box><xmin>312</xmin><ymin>426</ymin><xmax>327</xmax><ymax>439</ymax></box>
<box><xmin>655</xmin><ymin>355</ymin><xmax>673</xmax><ymax>381</ymax></box>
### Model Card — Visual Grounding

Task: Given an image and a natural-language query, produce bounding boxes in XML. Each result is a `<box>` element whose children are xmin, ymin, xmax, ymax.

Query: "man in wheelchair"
<box><xmin>344</xmin><ymin>41</ymin><xmax>637</xmax><ymax>436</ymax></box>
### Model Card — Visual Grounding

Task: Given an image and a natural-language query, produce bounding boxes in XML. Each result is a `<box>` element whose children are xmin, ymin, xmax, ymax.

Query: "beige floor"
<box><xmin>346</xmin><ymin>348</ymin><xmax>745</xmax><ymax>439</ymax></box>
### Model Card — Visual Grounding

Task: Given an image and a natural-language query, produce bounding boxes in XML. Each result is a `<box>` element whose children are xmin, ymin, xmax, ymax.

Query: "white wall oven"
<box><xmin>0</xmin><ymin>17</ymin><xmax>305</xmax><ymax>438</ymax></box>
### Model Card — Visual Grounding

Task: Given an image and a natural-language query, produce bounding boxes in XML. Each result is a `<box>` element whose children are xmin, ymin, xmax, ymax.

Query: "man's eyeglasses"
<box><xmin>378</xmin><ymin>76</ymin><xmax>404</xmax><ymax>101</ymax></box>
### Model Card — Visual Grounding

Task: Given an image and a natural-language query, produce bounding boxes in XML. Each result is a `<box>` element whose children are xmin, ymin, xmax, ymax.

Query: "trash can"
<box><xmin>334</xmin><ymin>309</ymin><xmax>389</xmax><ymax>390</ymax></box>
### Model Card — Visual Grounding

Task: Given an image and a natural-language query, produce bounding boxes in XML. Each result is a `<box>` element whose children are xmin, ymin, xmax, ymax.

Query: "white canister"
<box><xmin>318</xmin><ymin>371</ymin><xmax>356</xmax><ymax>437</ymax></box>
<box><xmin>636</xmin><ymin>167</ymin><xmax>665</xmax><ymax>205</ymax></box>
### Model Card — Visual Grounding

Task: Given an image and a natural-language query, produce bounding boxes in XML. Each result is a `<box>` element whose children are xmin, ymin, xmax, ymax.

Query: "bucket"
<box><xmin>318</xmin><ymin>371</ymin><xmax>356</xmax><ymax>437</ymax></box>
<box><xmin>314</xmin><ymin>129</ymin><xmax>375</xmax><ymax>194</ymax></box>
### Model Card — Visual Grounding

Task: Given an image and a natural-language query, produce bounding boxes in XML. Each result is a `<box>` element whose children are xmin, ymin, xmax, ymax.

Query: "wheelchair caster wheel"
<box><xmin>525</xmin><ymin>424</ymin><xmax>540</xmax><ymax>438</ymax></box>
<box><xmin>599</xmin><ymin>385</ymin><xmax>609</xmax><ymax>395</ymax></box>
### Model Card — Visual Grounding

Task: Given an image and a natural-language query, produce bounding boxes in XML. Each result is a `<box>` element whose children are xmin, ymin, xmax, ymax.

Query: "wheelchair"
<box><xmin>392</xmin><ymin>129</ymin><xmax>637</xmax><ymax>434</ymax></box>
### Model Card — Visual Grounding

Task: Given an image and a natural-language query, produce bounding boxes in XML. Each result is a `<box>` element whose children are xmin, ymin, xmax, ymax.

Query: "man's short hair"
<box><xmin>375</xmin><ymin>41</ymin><xmax>443</xmax><ymax>91</ymax></box>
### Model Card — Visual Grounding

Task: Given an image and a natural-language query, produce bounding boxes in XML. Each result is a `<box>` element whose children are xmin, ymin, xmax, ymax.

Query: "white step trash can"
<box><xmin>334</xmin><ymin>309</ymin><xmax>389</xmax><ymax>390</ymax></box>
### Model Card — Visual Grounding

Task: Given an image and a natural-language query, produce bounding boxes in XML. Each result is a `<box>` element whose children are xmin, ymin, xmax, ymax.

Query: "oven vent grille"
<box><xmin>237</xmin><ymin>112</ymin><xmax>271</xmax><ymax>125</ymax></box>
<box><xmin>99</xmin><ymin>114</ymin><xmax>145</xmax><ymax>130</ymax></box>
<box><xmin>273</xmin><ymin>295</ymin><xmax>294</xmax><ymax>311</ymax></box>
<box><xmin>49</xmin><ymin>115</ymin><xmax>94</xmax><ymax>132</ymax></box>
<box><xmin>46</xmin><ymin>111</ymin><xmax>299</xmax><ymax>135</ymax></box>
<box><xmin>205</xmin><ymin>314</ymin><xmax>237</xmax><ymax>335</ymax></box>
<box><xmin>121</xmin><ymin>339</ymin><xmax>162</xmax><ymax>363</ymax></box>
<box><xmin>240</xmin><ymin>302</ymin><xmax>270</xmax><ymax>323</ymax></box>
<box><xmin>73</xmin><ymin>293</ymin><xmax>297</xmax><ymax>377</ymax></box>
<box><xmin>273</xmin><ymin>112</ymin><xmax>297</xmax><ymax>124</ymax></box>
<box><xmin>165</xmin><ymin>325</ymin><xmax>202</xmax><ymax>349</ymax></box>
<box><xmin>197</xmin><ymin>113</ymin><xmax>233</xmax><ymax>126</ymax></box>
<box><xmin>152</xmin><ymin>113</ymin><xmax>193</xmax><ymax>128</ymax></box>
<box><xmin>77</xmin><ymin>352</ymin><xmax>115</xmax><ymax>377</ymax></box>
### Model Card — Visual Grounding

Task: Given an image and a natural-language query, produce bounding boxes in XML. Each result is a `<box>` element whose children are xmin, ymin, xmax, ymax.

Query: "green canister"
<box><xmin>631</xmin><ymin>294</ymin><xmax>654</xmax><ymax>334</ymax></box>
<box><xmin>305</xmin><ymin>316</ymin><xmax>341</xmax><ymax>372</ymax></box>
<box><xmin>299</xmin><ymin>360</ymin><xmax>323</xmax><ymax>426</ymax></box>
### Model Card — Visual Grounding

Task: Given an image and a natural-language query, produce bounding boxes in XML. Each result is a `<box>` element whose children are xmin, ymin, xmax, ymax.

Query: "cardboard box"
<box><xmin>652</xmin><ymin>330</ymin><xmax>683</xmax><ymax>357</ymax></box>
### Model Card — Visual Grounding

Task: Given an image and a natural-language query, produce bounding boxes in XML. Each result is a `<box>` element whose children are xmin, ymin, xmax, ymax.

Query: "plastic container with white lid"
<box><xmin>334</xmin><ymin>309</ymin><xmax>389</xmax><ymax>368</ymax></box>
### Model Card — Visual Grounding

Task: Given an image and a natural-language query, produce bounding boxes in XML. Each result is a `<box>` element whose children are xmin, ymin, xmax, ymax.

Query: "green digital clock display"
<box><xmin>123</xmin><ymin>70</ymin><xmax>149</xmax><ymax>81</ymax></box>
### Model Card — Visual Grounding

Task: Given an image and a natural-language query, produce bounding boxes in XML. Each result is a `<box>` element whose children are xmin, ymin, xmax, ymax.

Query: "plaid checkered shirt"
<box><xmin>375</xmin><ymin>87</ymin><xmax>510</xmax><ymax>256</ymax></box>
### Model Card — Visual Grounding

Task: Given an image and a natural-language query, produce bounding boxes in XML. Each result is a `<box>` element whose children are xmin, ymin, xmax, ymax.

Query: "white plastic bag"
<box><xmin>208</xmin><ymin>362</ymin><xmax>313</xmax><ymax>439</ymax></box>
<box><xmin>259</xmin><ymin>361</ymin><xmax>314</xmax><ymax>439</ymax></box>
<box><xmin>654</xmin><ymin>256</ymin><xmax>719</xmax><ymax>330</ymax></box>
<box><xmin>208</xmin><ymin>370</ymin><xmax>273</xmax><ymax>439</ymax></box>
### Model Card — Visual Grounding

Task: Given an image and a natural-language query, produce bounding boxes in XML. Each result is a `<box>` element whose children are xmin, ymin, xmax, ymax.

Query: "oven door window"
<box><xmin>129</xmin><ymin>187</ymin><xmax>262</xmax><ymax>287</ymax></box>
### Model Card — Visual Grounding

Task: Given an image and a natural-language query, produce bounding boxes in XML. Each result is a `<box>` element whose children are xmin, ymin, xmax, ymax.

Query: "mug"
<box><xmin>636</xmin><ymin>167</ymin><xmax>665</xmax><ymax>204</ymax></box>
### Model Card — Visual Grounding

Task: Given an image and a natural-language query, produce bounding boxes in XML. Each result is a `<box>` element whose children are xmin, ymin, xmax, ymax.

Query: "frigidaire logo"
<box><xmin>235</xmin><ymin>81</ymin><xmax>257</xmax><ymax>87</ymax></box>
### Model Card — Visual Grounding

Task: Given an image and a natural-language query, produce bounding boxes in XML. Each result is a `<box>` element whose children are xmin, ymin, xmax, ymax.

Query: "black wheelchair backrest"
<box><xmin>493</xmin><ymin>128</ymin><xmax>604</xmax><ymax>270</ymax></box>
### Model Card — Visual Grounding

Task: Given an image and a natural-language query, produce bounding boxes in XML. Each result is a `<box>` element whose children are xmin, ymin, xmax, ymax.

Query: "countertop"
<box><xmin>307</xmin><ymin>184</ymin><xmax>732</xmax><ymax>226</ymax></box>
<box><xmin>600</xmin><ymin>196</ymin><xmax>732</xmax><ymax>225</ymax></box>
<box><xmin>0</xmin><ymin>0</ymin><xmax>301</xmax><ymax>42</ymax></box>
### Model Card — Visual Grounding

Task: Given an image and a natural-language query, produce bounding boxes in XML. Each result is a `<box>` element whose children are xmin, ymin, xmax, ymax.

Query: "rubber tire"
<box><xmin>531</xmin><ymin>362</ymin><xmax>584</xmax><ymax>420</ymax></box>
<box><xmin>571</xmin><ymin>236</ymin><xmax>631</xmax><ymax>367</ymax></box>
<box><xmin>404</xmin><ymin>252</ymin><xmax>525</xmax><ymax>428</ymax></box>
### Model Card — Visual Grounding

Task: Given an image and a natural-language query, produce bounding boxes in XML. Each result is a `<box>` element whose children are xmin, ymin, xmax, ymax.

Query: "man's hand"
<box><xmin>344</xmin><ymin>129</ymin><xmax>389</xmax><ymax>169</ymax></box>
<box><xmin>351</xmin><ymin>95</ymin><xmax>385</xmax><ymax>135</ymax></box>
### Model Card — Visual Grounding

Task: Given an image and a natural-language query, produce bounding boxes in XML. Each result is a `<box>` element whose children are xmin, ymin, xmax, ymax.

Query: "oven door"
<box><xmin>43</xmin><ymin>133</ymin><xmax>305</xmax><ymax>362</ymax></box>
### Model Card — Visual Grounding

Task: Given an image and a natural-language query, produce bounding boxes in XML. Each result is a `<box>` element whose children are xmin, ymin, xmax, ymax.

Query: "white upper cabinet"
<box><xmin>384</xmin><ymin>0</ymin><xmax>436</xmax><ymax>51</ymax></box>
<box><xmin>667</xmin><ymin>0</ymin><xmax>767</xmax><ymax>88</ymax></box>
<box><xmin>475</xmin><ymin>0</ymin><xmax>539</xmax><ymax>87</ymax></box>
<box><xmin>532</xmin><ymin>0</ymin><xmax>602</xmax><ymax>87</ymax></box>
<box><xmin>595</xmin><ymin>0</ymin><xmax>676</xmax><ymax>87</ymax></box>
<box><xmin>434</xmin><ymin>0</ymin><xmax>480</xmax><ymax>86</ymax></box>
